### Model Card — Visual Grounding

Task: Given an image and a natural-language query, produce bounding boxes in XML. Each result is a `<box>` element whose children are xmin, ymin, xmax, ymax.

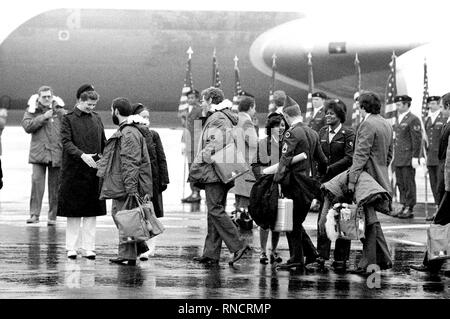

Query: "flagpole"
<box><xmin>422</xmin><ymin>57</ymin><xmax>429</xmax><ymax>219</ymax></box>
<box><xmin>182</xmin><ymin>46</ymin><xmax>194</xmax><ymax>200</ymax></box>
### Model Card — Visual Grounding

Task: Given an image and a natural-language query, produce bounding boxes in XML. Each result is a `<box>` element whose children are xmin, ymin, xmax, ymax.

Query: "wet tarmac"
<box><xmin>0</xmin><ymin>127</ymin><xmax>449</xmax><ymax>299</ymax></box>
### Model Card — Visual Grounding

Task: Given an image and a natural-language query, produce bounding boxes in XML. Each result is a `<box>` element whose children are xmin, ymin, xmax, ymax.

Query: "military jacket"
<box><xmin>393</xmin><ymin>112</ymin><xmax>422</xmax><ymax>167</ymax></box>
<box><xmin>309</xmin><ymin>107</ymin><xmax>327</xmax><ymax>133</ymax></box>
<box><xmin>318</xmin><ymin>125</ymin><xmax>355</xmax><ymax>182</ymax></box>
<box><xmin>425</xmin><ymin>111</ymin><xmax>448</xmax><ymax>166</ymax></box>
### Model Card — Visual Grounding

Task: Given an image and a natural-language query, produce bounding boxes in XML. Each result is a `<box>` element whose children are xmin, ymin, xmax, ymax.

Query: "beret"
<box><xmin>76</xmin><ymin>84</ymin><xmax>94</xmax><ymax>99</ymax></box>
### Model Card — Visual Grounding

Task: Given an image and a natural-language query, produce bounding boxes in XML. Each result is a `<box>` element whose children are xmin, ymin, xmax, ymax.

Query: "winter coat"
<box><xmin>322</xmin><ymin>170</ymin><xmax>391</xmax><ymax>225</ymax></box>
<box><xmin>57</xmin><ymin>107</ymin><xmax>106</xmax><ymax>217</ymax></box>
<box><xmin>230</xmin><ymin>112</ymin><xmax>257</xmax><ymax>197</ymax></box>
<box><xmin>251</xmin><ymin>136</ymin><xmax>281</xmax><ymax>180</ymax></box>
<box><xmin>188</xmin><ymin>108</ymin><xmax>238</xmax><ymax>187</ymax></box>
<box><xmin>97</xmin><ymin>123</ymin><xmax>153</xmax><ymax>200</ymax></box>
<box><xmin>248</xmin><ymin>174</ymin><xmax>279</xmax><ymax>230</ymax></box>
<box><xmin>22</xmin><ymin>101</ymin><xmax>66</xmax><ymax>167</ymax></box>
<box><xmin>132</xmin><ymin>121</ymin><xmax>169</xmax><ymax>218</ymax></box>
<box><xmin>180</xmin><ymin>104</ymin><xmax>203</xmax><ymax>163</ymax></box>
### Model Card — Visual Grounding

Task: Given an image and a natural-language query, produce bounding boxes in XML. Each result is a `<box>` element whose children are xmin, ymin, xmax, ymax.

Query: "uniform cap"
<box><xmin>394</xmin><ymin>95</ymin><xmax>412</xmax><ymax>103</ymax></box>
<box><xmin>427</xmin><ymin>96</ymin><xmax>440</xmax><ymax>103</ymax></box>
<box><xmin>283</xmin><ymin>96</ymin><xmax>300</xmax><ymax>108</ymax></box>
<box><xmin>76</xmin><ymin>84</ymin><xmax>95</xmax><ymax>99</ymax></box>
<box><xmin>312</xmin><ymin>91</ymin><xmax>327</xmax><ymax>99</ymax></box>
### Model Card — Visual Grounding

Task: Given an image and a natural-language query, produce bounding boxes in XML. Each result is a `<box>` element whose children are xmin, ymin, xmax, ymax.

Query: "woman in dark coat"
<box><xmin>57</xmin><ymin>89</ymin><xmax>107</xmax><ymax>260</ymax></box>
<box><xmin>308</xmin><ymin>99</ymin><xmax>355</xmax><ymax>272</ymax></box>
<box><xmin>251</xmin><ymin>112</ymin><xmax>288</xmax><ymax>264</ymax></box>
<box><xmin>131</xmin><ymin>103</ymin><xmax>170</xmax><ymax>260</ymax></box>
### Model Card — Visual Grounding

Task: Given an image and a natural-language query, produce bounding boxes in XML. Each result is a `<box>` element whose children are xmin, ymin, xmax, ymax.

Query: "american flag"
<box><xmin>352</xmin><ymin>53</ymin><xmax>361</xmax><ymax>128</ymax></box>
<box><xmin>212</xmin><ymin>48</ymin><xmax>221</xmax><ymax>88</ymax></box>
<box><xmin>384</xmin><ymin>52</ymin><xmax>397</xmax><ymax>125</ymax></box>
<box><xmin>232</xmin><ymin>55</ymin><xmax>243</xmax><ymax>112</ymax></box>
<box><xmin>268</xmin><ymin>53</ymin><xmax>277</xmax><ymax>112</ymax></box>
<box><xmin>421</xmin><ymin>58</ymin><xmax>429</xmax><ymax>122</ymax></box>
<box><xmin>305</xmin><ymin>52</ymin><xmax>314</xmax><ymax>121</ymax></box>
<box><xmin>178</xmin><ymin>46</ymin><xmax>194</xmax><ymax>112</ymax></box>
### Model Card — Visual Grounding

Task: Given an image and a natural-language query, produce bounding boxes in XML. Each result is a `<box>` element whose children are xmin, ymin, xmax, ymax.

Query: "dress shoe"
<box><xmin>425</xmin><ymin>215</ymin><xmax>435</xmax><ymax>222</ymax></box>
<box><xmin>229</xmin><ymin>245</ymin><xmax>250</xmax><ymax>265</ymax></box>
<box><xmin>410</xmin><ymin>264</ymin><xmax>431</xmax><ymax>272</ymax></box>
<box><xmin>109</xmin><ymin>258</ymin><xmax>136</xmax><ymax>266</ymax></box>
<box><xmin>83</xmin><ymin>251</ymin><xmax>96</xmax><ymax>260</ymax></box>
<box><xmin>67</xmin><ymin>250</ymin><xmax>77</xmax><ymax>259</ymax></box>
<box><xmin>270</xmin><ymin>252</ymin><xmax>282</xmax><ymax>264</ymax></box>
<box><xmin>26</xmin><ymin>216</ymin><xmax>39</xmax><ymax>224</ymax></box>
<box><xmin>193</xmin><ymin>256</ymin><xmax>219</xmax><ymax>265</ymax></box>
<box><xmin>259</xmin><ymin>252</ymin><xmax>268</xmax><ymax>265</ymax></box>
<box><xmin>47</xmin><ymin>220</ymin><xmax>56</xmax><ymax>226</ymax></box>
<box><xmin>182</xmin><ymin>193</ymin><xmax>201</xmax><ymax>203</ymax></box>
<box><xmin>305</xmin><ymin>257</ymin><xmax>326</xmax><ymax>271</ymax></box>
<box><xmin>276</xmin><ymin>260</ymin><xmax>304</xmax><ymax>271</ymax></box>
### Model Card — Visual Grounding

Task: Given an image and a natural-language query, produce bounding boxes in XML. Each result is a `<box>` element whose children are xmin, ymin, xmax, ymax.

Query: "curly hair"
<box><xmin>324</xmin><ymin>99</ymin><xmax>347</xmax><ymax>123</ymax></box>
<box><xmin>358</xmin><ymin>91</ymin><xmax>381</xmax><ymax>114</ymax></box>
<box><xmin>201</xmin><ymin>87</ymin><xmax>224</xmax><ymax>105</ymax></box>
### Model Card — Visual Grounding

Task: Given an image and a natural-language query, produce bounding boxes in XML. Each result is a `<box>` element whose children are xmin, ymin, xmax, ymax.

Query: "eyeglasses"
<box><xmin>41</xmin><ymin>96</ymin><xmax>52</xmax><ymax>99</ymax></box>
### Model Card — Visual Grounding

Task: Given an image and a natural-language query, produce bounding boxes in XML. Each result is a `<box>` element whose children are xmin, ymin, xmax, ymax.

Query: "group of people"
<box><xmin>16</xmin><ymin>83</ymin><xmax>450</xmax><ymax>275</ymax></box>
<box><xmin>183</xmin><ymin>86</ymin><xmax>450</xmax><ymax>275</ymax></box>
<box><xmin>21</xmin><ymin>84</ymin><xmax>169</xmax><ymax>265</ymax></box>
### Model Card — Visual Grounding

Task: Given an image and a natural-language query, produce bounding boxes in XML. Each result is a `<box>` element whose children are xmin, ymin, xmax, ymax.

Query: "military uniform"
<box><xmin>308</xmin><ymin>91</ymin><xmax>328</xmax><ymax>133</ymax></box>
<box><xmin>425</xmin><ymin>110</ymin><xmax>448</xmax><ymax>205</ymax></box>
<box><xmin>309</xmin><ymin>107</ymin><xmax>327</xmax><ymax>133</ymax></box>
<box><xmin>393</xmin><ymin>110</ymin><xmax>422</xmax><ymax>214</ymax></box>
<box><xmin>274</xmin><ymin>119</ymin><xmax>326</xmax><ymax>268</ymax></box>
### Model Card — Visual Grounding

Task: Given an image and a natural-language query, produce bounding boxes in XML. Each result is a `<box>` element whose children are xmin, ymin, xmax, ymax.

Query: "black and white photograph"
<box><xmin>0</xmin><ymin>0</ymin><xmax>448</xmax><ymax>308</ymax></box>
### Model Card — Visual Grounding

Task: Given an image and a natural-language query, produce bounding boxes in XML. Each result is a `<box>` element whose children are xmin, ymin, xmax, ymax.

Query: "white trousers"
<box><xmin>66</xmin><ymin>217</ymin><xmax>97</xmax><ymax>251</ymax></box>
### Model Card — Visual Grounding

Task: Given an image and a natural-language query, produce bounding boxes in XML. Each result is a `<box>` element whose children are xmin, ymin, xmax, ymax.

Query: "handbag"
<box><xmin>326</xmin><ymin>203</ymin><xmax>365</xmax><ymax>241</ymax></box>
<box><xmin>114</xmin><ymin>195</ymin><xmax>150</xmax><ymax>243</ymax></box>
<box><xmin>140</xmin><ymin>196</ymin><xmax>165</xmax><ymax>238</ymax></box>
<box><xmin>427</xmin><ymin>223</ymin><xmax>450</xmax><ymax>261</ymax></box>
<box><xmin>231</xmin><ymin>208</ymin><xmax>253</xmax><ymax>231</ymax></box>
<box><xmin>211</xmin><ymin>143</ymin><xmax>250</xmax><ymax>184</ymax></box>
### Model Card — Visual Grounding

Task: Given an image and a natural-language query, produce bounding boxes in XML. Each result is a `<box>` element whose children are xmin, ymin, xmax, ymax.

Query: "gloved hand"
<box><xmin>419</xmin><ymin>157</ymin><xmax>426</xmax><ymax>166</ymax></box>
<box><xmin>411</xmin><ymin>157</ymin><xmax>420</xmax><ymax>169</ymax></box>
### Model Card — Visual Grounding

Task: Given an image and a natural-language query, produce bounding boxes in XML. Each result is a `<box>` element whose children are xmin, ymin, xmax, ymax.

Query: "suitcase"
<box><xmin>273</xmin><ymin>197</ymin><xmax>293</xmax><ymax>232</ymax></box>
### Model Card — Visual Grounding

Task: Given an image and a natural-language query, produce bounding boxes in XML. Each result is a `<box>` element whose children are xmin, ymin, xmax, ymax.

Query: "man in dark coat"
<box><xmin>424</xmin><ymin>96</ymin><xmax>448</xmax><ymax>216</ymax></box>
<box><xmin>392</xmin><ymin>95</ymin><xmax>422</xmax><ymax>218</ymax></box>
<box><xmin>274</xmin><ymin>96</ymin><xmax>326</xmax><ymax>271</ymax></box>
<box><xmin>57</xmin><ymin>87</ymin><xmax>106</xmax><ymax>260</ymax></box>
